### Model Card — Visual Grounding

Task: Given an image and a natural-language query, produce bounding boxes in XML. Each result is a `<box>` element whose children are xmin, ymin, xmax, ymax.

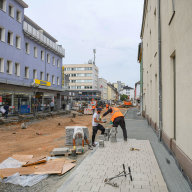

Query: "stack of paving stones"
<box><xmin>58</xmin><ymin>139</ymin><xmax>168</xmax><ymax>192</ymax></box>
<box><xmin>104</xmin><ymin>128</ymin><xmax>110</xmax><ymax>141</ymax></box>
<box><xmin>110</xmin><ymin>127</ymin><xmax>117</xmax><ymax>142</ymax></box>
<box><xmin>65</xmin><ymin>126</ymin><xmax>89</xmax><ymax>145</ymax></box>
<box><xmin>98</xmin><ymin>135</ymin><xmax>105</xmax><ymax>148</ymax></box>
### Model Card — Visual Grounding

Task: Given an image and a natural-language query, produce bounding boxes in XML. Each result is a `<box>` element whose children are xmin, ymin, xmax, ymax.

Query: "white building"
<box><xmin>64</xmin><ymin>63</ymin><xmax>98</xmax><ymax>91</ymax></box>
<box><xmin>135</xmin><ymin>81</ymin><xmax>140</xmax><ymax>100</ymax></box>
<box><xmin>120</xmin><ymin>86</ymin><xmax>134</xmax><ymax>100</ymax></box>
<box><xmin>98</xmin><ymin>78</ymin><xmax>108</xmax><ymax>101</ymax></box>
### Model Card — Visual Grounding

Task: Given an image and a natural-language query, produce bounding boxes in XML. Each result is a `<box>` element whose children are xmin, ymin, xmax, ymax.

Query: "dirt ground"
<box><xmin>0</xmin><ymin>108</ymin><xmax>127</xmax><ymax>163</ymax></box>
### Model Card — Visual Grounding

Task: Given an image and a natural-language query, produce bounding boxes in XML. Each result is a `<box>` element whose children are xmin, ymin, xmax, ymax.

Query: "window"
<box><xmin>33</xmin><ymin>69</ymin><xmax>37</xmax><ymax>79</ymax></box>
<box><xmin>25</xmin><ymin>67</ymin><xmax>29</xmax><ymax>78</ymax></box>
<box><xmin>0</xmin><ymin>0</ymin><xmax>6</xmax><ymax>12</ymax></box>
<box><xmin>71</xmin><ymin>80</ymin><xmax>76</xmax><ymax>83</ymax></box>
<box><xmin>16</xmin><ymin>10</ymin><xmax>21</xmax><ymax>22</ymax></box>
<box><xmin>15</xmin><ymin>36</ymin><xmax>21</xmax><ymax>49</ymax></box>
<box><xmin>25</xmin><ymin>42</ymin><xmax>30</xmax><ymax>54</ymax></box>
<box><xmin>7</xmin><ymin>31</ymin><xmax>13</xmax><ymax>45</ymax></box>
<box><xmin>0</xmin><ymin>27</ymin><xmax>5</xmax><ymax>42</ymax></box>
<box><xmin>7</xmin><ymin>60</ymin><xmax>12</xmax><ymax>74</ymax></box>
<box><xmin>41</xmin><ymin>50</ymin><xmax>44</xmax><ymax>61</ymax></box>
<box><xmin>57</xmin><ymin>59</ymin><xmax>60</xmax><ymax>67</ymax></box>
<box><xmin>15</xmin><ymin>63</ymin><xmax>20</xmax><ymax>76</ymax></box>
<box><xmin>52</xmin><ymin>56</ymin><xmax>55</xmax><ymax>65</ymax></box>
<box><xmin>57</xmin><ymin>77</ymin><xmax>60</xmax><ymax>85</ymax></box>
<box><xmin>34</xmin><ymin>47</ymin><xmax>37</xmax><ymax>58</ymax></box>
<box><xmin>40</xmin><ymin>72</ymin><xmax>44</xmax><ymax>80</ymax></box>
<box><xmin>71</xmin><ymin>74</ymin><xmax>76</xmax><ymax>77</ymax></box>
<box><xmin>52</xmin><ymin>75</ymin><xmax>55</xmax><ymax>84</ymax></box>
<box><xmin>47</xmin><ymin>73</ymin><xmax>50</xmax><ymax>81</ymax></box>
<box><xmin>47</xmin><ymin>54</ymin><xmax>50</xmax><ymax>64</ymax></box>
<box><xmin>0</xmin><ymin>58</ymin><xmax>4</xmax><ymax>72</ymax></box>
<box><xmin>8</xmin><ymin>4</ymin><xmax>14</xmax><ymax>18</ymax></box>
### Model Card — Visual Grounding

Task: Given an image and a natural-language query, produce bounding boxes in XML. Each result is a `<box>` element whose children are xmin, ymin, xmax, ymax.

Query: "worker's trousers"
<box><xmin>92</xmin><ymin>124</ymin><xmax>105</xmax><ymax>144</ymax></box>
<box><xmin>113</xmin><ymin>116</ymin><xmax>127</xmax><ymax>140</ymax></box>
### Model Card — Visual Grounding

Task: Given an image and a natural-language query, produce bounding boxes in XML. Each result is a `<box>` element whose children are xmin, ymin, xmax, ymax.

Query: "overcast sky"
<box><xmin>24</xmin><ymin>0</ymin><xmax>144</xmax><ymax>87</ymax></box>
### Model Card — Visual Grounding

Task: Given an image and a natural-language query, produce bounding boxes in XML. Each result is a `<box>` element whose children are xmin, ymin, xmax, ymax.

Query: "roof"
<box><xmin>140</xmin><ymin>0</ymin><xmax>148</xmax><ymax>39</ymax></box>
<box><xmin>107</xmin><ymin>83</ymin><xmax>118</xmax><ymax>93</ymax></box>
<box><xmin>123</xmin><ymin>86</ymin><xmax>134</xmax><ymax>90</ymax></box>
<box><xmin>135</xmin><ymin>81</ymin><xmax>140</xmax><ymax>85</ymax></box>
<box><xmin>24</xmin><ymin>15</ymin><xmax>58</xmax><ymax>43</ymax></box>
<box><xmin>15</xmin><ymin>0</ymin><xmax>28</xmax><ymax>8</ymax></box>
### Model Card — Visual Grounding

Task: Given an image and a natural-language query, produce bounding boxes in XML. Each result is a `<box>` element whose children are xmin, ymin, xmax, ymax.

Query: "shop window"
<box><xmin>34</xmin><ymin>47</ymin><xmax>37</xmax><ymax>58</ymax></box>
<box><xmin>41</xmin><ymin>50</ymin><xmax>44</xmax><ymax>61</ymax></box>
<box><xmin>40</xmin><ymin>71</ymin><xmax>44</xmax><ymax>80</ymax></box>
<box><xmin>7</xmin><ymin>31</ymin><xmax>13</xmax><ymax>45</ymax></box>
<box><xmin>0</xmin><ymin>0</ymin><xmax>6</xmax><ymax>12</ymax></box>
<box><xmin>52</xmin><ymin>56</ymin><xmax>55</xmax><ymax>65</ymax></box>
<box><xmin>47</xmin><ymin>73</ymin><xmax>50</xmax><ymax>81</ymax></box>
<box><xmin>57</xmin><ymin>77</ymin><xmax>60</xmax><ymax>85</ymax></box>
<box><xmin>0</xmin><ymin>58</ymin><xmax>4</xmax><ymax>72</ymax></box>
<box><xmin>0</xmin><ymin>26</ymin><xmax>5</xmax><ymax>42</ymax></box>
<box><xmin>25</xmin><ymin>67</ymin><xmax>29</xmax><ymax>78</ymax></box>
<box><xmin>16</xmin><ymin>10</ymin><xmax>21</xmax><ymax>22</ymax></box>
<box><xmin>52</xmin><ymin>75</ymin><xmax>55</xmax><ymax>84</ymax></box>
<box><xmin>7</xmin><ymin>60</ymin><xmax>12</xmax><ymax>74</ymax></box>
<box><xmin>15</xmin><ymin>63</ymin><xmax>20</xmax><ymax>76</ymax></box>
<box><xmin>15</xmin><ymin>35</ymin><xmax>21</xmax><ymax>49</ymax></box>
<box><xmin>25</xmin><ymin>42</ymin><xmax>30</xmax><ymax>54</ymax></box>
<box><xmin>8</xmin><ymin>4</ymin><xmax>14</xmax><ymax>18</ymax></box>
<box><xmin>47</xmin><ymin>54</ymin><xmax>50</xmax><ymax>64</ymax></box>
<box><xmin>33</xmin><ymin>69</ymin><xmax>37</xmax><ymax>79</ymax></box>
<box><xmin>57</xmin><ymin>59</ymin><xmax>60</xmax><ymax>67</ymax></box>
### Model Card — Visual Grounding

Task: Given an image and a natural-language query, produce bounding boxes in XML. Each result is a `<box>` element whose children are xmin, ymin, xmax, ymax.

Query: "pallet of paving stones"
<box><xmin>65</xmin><ymin>126</ymin><xmax>89</xmax><ymax>146</ymax></box>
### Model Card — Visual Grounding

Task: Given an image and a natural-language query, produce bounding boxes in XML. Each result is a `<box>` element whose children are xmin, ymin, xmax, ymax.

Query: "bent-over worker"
<box><xmin>92</xmin><ymin>108</ymin><xmax>105</xmax><ymax>147</ymax></box>
<box><xmin>102</xmin><ymin>106</ymin><xmax>127</xmax><ymax>141</ymax></box>
<box><xmin>73</xmin><ymin>127</ymin><xmax>93</xmax><ymax>150</ymax></box>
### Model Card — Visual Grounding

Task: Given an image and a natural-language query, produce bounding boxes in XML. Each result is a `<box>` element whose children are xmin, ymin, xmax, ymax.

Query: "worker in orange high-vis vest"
<box><xmin>106</xmin><ymin>104</ymin><xmax>109</xmax><ymax>110</ymax></box>
<box><xmin>92</xmin><ymin>105</ymin><xmax>96</xmax><ymax>114</ymax></box>
<box><xmin>102</xmin><ymin>106</ymin><xmax>127</xmax><ymax>141</ymax></box>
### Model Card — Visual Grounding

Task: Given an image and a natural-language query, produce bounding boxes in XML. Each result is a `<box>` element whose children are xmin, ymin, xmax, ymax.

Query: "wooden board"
<box><xmin>22</xmin><ymin>156</ymin><xmax>47</xmax><ymax>167</ymax></box>
<box><xmin>0</xmin><ymin>158</ymin><xmax>76</xmax><ymax>178</ymax></box>
<box><xmin>11</xmin><ymin>155</ymin><xmax>33</xmax><ymax>165</ymax></box>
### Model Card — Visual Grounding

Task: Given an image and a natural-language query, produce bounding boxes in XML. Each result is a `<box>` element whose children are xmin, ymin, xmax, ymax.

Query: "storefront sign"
<box><xmin>0</xmin><ymin>96</ymin><xmax>2</xmax><ymax>105</ymax></box>
<box><xmin>34</xmin><ymin>79</ymin><xmax>51</xmax><ymax>87</ymax></box>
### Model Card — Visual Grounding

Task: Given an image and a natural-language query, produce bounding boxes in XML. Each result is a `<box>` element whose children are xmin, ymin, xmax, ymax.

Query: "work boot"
<box><xmin>124</xmin><ymin>138</ymin><xmax>127</xmax><ymax>142</ymax></box>
<box><xmin>88</xmin><ymin>145</ymin><xmax>93</xmax><ymax>150</ymax></box>
<box><xmin>92</xmin><ymin>143</ymin><xmax>96</xmax><ymax>147</ymax></box>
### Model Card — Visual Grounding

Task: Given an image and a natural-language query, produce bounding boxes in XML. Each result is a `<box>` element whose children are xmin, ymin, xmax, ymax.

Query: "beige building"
<box><xmin>63</xmin><ymin>63</ymin><xmax>98</xmax><ymax>90</ymax></box>
<box><xmin>98</xmin><ymin>78</ymin><xmax>108</xmax><ymax>101</ymax></box>
<box><xmin>107</xmin><ymin>83</ymin><xmax>118</xmax><ymax>101</ymax></box>
<box><xmin>141</xmin><ymin>0</ymin><xmax>192</xmax><ymax>182</ymax></box>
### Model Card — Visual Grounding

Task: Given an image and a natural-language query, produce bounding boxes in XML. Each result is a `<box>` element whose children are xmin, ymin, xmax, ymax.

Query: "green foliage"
<box><xmin>120</xmin><ymin>94</ymin><xmax>128</xmax><ymax>101</ymax></box>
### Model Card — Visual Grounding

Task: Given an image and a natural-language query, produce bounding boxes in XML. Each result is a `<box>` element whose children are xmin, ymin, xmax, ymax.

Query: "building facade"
<box><xmin>135</xmin><ymin>81</ymin><xmax>140</xmax><ymax>102</ymax></box>
<box><xmin>107</xmin><ymin>83</ymin><xmax>118</xmax><ymax>102</ymax></box>
<box><xmin>98</xmin><ymin>78</ymin><xmax>107</xmax><ymax>101</ymax></box>
<box><xmin>140</xmin><ymin>0</ymin><xmax>192</xmax><ymax>182</ymax></box>
<box><xmin>120</xmin><ymin>86</ymin><xmax>134</xmax><ymax>101</ymax></box>
<box><xmin>0</xmin><ymin>0</ymin><xmax>64</xmax><ymax>113</ymax></box>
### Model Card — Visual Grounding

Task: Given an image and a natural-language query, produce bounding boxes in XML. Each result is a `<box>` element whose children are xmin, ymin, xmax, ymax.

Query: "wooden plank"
<box><xmin>60</xmin><ymin>163</ymin><xmax>76</xmax><ymax>175</ymax></box>
<box><xmin>11</xmin><ymin>155</ymin><xmax>33</xmax><ymax>165</ymax></box>
<box><xmin>22</xmin><ymin>156</ymin><xmax>47</xmax><ymax>167</ymax></box>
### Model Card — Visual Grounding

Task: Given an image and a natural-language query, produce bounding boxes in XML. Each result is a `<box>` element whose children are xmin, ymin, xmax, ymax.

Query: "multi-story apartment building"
<box><xmin>120</xmin><ymin>86</ymin><xmax>134</xmax><ymax>101</ymax></box>
<box><xmin>0</xmin><ymin>0</ymin><xmax>65</xmax><ymax>113</ymax></box>
<box><xmin>63</xmin><ymin>63</ymin><xmax>101</xmax><ymax>100</ymax></box>
<box><xmin>107</xmin><ymin>83</ymin><xmax>118</xmax><ymax>102</ymax></box>
<box><xmin>98</xmin><ymin>78</ymin><xmax>107</xmax><ymax>101</ymax></box>
<box><xmin>140</xmin><ymin>0</ymin><xmax>192</xmax><ymax>182</ymax></box>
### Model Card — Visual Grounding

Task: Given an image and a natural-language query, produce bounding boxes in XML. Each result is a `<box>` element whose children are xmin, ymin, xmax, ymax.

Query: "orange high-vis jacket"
<box><xmin>111</xmin><ymin>107</ymin><xmax>124</xmax><ymax>122</ymax></box>
<box><xmin>106</xmin><ymin>104</ymin><xmax>109</xmax><ymax>110</ymax></box>
<box><xmin>92</xmin><ymin>105</ymin><xmax>96</xmax><ymax>109</ymax></box>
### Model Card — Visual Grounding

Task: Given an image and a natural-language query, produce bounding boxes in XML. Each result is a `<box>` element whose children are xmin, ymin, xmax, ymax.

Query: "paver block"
<box><xmin>99</xmin><ymin>135</ymin><xmax>105</xmax><ymax>141</ymax></box>
<box><xmin>99</xmin><ymin>140</ymin><xmax>104</xmax><ymax>147</ymax></box>
<box><xmin>51</xmin><ymin>147</ymin><xmax>69</xmax><ymax>155</ymax></box>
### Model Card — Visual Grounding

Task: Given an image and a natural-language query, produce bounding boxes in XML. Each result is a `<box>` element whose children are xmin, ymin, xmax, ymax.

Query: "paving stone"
<box><xmin>51</xmin><ymin>147</ymin><xmax>69</xmax><ymax>155</ymax></box>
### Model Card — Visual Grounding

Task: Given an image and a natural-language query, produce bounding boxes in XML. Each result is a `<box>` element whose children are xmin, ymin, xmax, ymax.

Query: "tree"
<box><xmin>120</xmin><ymin>94</ymin><xmax>128</xmax><ymax>101</ymax></box>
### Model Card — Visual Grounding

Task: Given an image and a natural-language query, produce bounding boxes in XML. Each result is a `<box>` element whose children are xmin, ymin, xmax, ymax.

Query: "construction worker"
<box><xmin>92</xmin><ymin>105</ymin><xmax>96</xmax><ymax>114</ymax></box>
<box><xmin>73</xmin><ymin>127</ymin><xmax>93</xmax><ymax>150</ymax></box>
<box><xmin>102</xmin><ymin>106</ymin><xmax>127</xmax><ymax>141</ymax></box>
<box><xmin>106</xmin><ymin>103</ymin><xmax>109</xmax><ymax>110</ymax></box>
<box><xmin>92</xmin><ymin>108</ymin><xmax>105</xmax><ymax>147</ymax></box>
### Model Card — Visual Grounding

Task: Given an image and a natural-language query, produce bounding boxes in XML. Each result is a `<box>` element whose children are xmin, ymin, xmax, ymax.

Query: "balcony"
<box><xmin>23</xmin><ymin>21</ymin><xmax>65</xmax><ymax>57</ymax></box>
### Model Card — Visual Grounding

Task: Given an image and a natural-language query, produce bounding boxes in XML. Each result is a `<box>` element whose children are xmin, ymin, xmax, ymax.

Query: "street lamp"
<box><xmin>31</xmin><ymin>83</ymin><xmax>39</xmax><ymax>118</ymax></box>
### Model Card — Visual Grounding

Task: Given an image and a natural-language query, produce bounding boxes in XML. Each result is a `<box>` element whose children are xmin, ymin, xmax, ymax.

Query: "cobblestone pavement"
<box><xmin>57</xmin><ymin>139</ymin><xmax>168</xmax><ymax>192</ymax></box>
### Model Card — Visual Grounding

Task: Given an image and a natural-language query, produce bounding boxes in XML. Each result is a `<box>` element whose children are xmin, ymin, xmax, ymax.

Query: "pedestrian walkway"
<box><xmin>122</xmin><ymin>108</ymin><xmax>191</xmax><ymax>192</ymax></box>
<box><xmin>57</xmin><ymin>139</ymin><xmax>168</xmax><ymax>192</ymax></box>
